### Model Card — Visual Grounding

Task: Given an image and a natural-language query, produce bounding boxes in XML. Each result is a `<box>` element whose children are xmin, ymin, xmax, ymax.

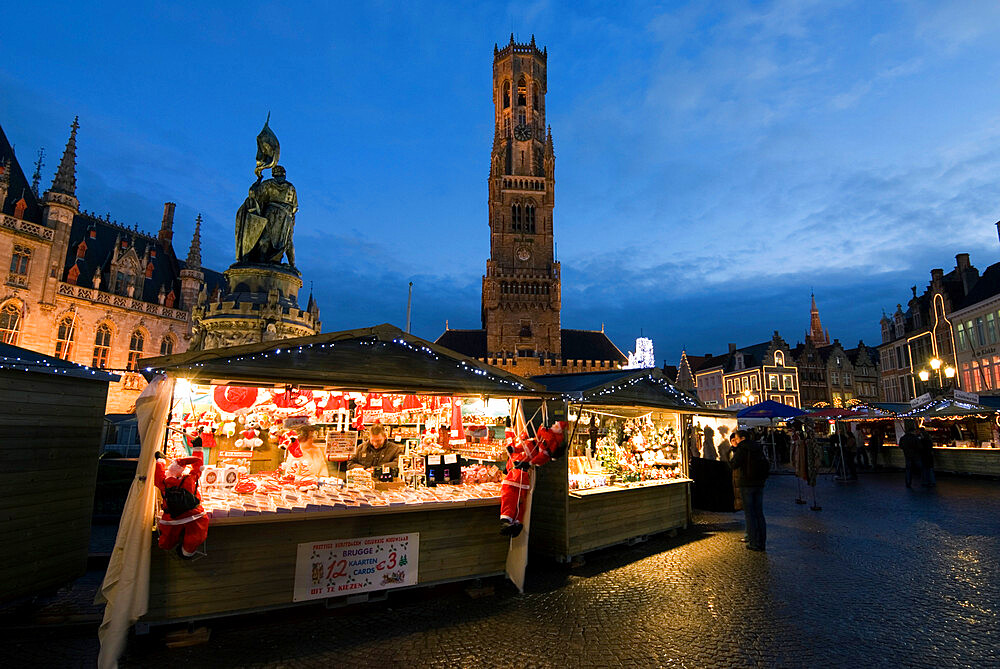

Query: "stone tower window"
<box><xmin>526</xmin><ymin>204</ymin><xmax>536</xmax><ymax>233</ymax></box>
<box><xmin>517</xmin><ymin>77</ymin><xmax>526</xmax><ymax>107</ymax></box>
<box><xmin>519</xmin><ymin>320</ymin><xmax>532</xmax><ymax>337</ymax></box>
<box><xmin>0</xmin><ymin>301</ymin><xmax>22</xmax><ymax>345</ymax></box>
<box><xmin>160</xmin><ymin>335</ymin><xmax>174</xmax><ymax>356</ymax></box>
<box><xmin>55</xmin><ymin>315</ymin><xmax>76</xmax><ymax>360</ymax></box>
<box><xmin>127</xmin><ymin>330</ymin><xmax>145</xmax><ymax>370</ymax></box>
<box><xmin>511</xmin><ymin>203</ymin><xmax>521</xmax><ymax>231</ymax></box>
<box><xmin>532</xmin><ymin>83</ymin><xmax>539</xmax><ymax>110</ymax></box>
<box><xmin>502</xmin><ymin>81</ymin><xmax>511</xmax><ymax>109</ymax></box>
<box><xmin>93</xmin><ymin>324</ymin><xmax>112</xmax><ymax>369</ymax></box>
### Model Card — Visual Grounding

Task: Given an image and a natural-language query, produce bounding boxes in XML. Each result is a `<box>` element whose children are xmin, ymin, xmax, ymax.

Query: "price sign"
<box><xmin>293</xmin><ymin>533</ymin><xmax>419</xmax><ymax>602</ymax></box>
<box><xmin>325</xmin><ymin>430</ymin><xmax>358</xmax><ymax>461</ymax></box>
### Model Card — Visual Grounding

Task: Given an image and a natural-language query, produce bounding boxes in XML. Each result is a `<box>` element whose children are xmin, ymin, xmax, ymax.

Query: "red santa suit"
<box><xmin>499</xmin><ymin>423</ymin><xmax>567</xmax><ymax>537</ymax></box>
<box><xmin>154</xmin><ymin>453</ymin><xmax>210</xmax><ymax>558</ymax></box>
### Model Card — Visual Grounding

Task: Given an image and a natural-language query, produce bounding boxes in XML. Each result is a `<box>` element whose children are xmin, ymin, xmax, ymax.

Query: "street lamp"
<box><xmin>917</xmin><ymin>357</ymin><xmax>956</xmax><ymax>395</ymax></box>
<box><xmin>740</xmin><ymin>389</ymin><xmax>753</xmax><ymax>406</ymax></box>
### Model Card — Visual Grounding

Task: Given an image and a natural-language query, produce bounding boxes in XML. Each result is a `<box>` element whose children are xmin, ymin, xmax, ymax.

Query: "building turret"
<box><xmin>40</xmin><ymin>117</ymin><xmax>81</xmax><ymax>307</ymax></box>
<box><xmin>179</xmin><ymin>213</ymin><xmax>205</xmax><ymax>310</ymax></box>
<box><xmin>806</xmin><ymin>292</ymin><xmax>830</xmax><ymax>346</ymax></box>
<box><xmin>158</xmin><ymin>202</ymin><xmax>176</xmax><ymax>248</ymax></box>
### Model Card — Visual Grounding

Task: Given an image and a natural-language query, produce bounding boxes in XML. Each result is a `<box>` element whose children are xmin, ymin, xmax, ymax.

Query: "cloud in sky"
<box><xmin>4</xmin><ymin>1</ymin><xmax>1000</xmax><ymax>363</ymax></box>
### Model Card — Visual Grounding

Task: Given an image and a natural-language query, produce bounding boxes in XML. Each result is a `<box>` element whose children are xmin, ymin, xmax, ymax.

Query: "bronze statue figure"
<box><xmin>235</xmin><ymin>116</ymin><xmax>298</xmax><ymax>266</ymax></box>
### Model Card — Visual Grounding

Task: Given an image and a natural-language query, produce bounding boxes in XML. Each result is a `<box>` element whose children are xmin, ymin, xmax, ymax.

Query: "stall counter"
<box><xmin>880</xmin><ymin>445</ymin><xmax>1000</xmax><ymax>477</ymax></box>
<box><xmin>143</xmin><ymin>498</ymin><xmax>506</xmax><ymax>623</ymax></box>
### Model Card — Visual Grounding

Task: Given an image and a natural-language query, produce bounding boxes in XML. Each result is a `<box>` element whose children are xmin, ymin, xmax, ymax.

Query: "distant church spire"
<box><xmin>807</xmin><ymin>291</ymin><xmax>830</xmax><ymax>346</ymax></box>
<box><xmin>50</xmin><ymin>117</ymin><xmax>79</xmax><ymax>196</ymax></box>
<box><xmin>186</xmin><ymin>214</ymin><xmax>203</xmax><ymax>267</ymax></box>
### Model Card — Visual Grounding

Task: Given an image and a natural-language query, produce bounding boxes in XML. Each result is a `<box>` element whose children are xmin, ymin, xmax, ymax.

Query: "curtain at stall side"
<box><xmin>505</xmin><ymin>398</ymin><xmax>533</xmax><ymax>593</ymax></box>
<box><xmin>96</xmin><ymin>374</ymin><xmax>174</xmax><ymax>669</ymax></box>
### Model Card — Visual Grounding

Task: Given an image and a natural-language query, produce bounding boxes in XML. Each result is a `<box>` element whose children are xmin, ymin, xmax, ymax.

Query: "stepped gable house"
<box><xmin>0</xmin><ymin>118</ymin><xmax>223</xmax><ymax>412</ymax></box>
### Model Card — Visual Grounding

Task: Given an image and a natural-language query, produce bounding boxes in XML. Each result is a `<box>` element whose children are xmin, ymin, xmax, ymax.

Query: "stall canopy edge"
<box><xmin>141</xmin><ymin>323</ymin><xmax>552</xmax><ymax>398</ymax></box>
<box><xmin>531</xmin><ymin>367</ymin><xmax>720</xmax><ymax>414</ymax></box>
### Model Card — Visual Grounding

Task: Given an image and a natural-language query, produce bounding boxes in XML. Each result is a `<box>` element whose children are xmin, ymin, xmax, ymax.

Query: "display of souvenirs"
<box><xmin>569</xmin><ymin>414</ymin><xmax>684</xmax><ymax>491</ymax></box>
<box><xmin>199</xmin><ymin>477</ymin><xmax>503</xmax><ymax>519</ymax></box>
<box><xmin>346</xmin><ymin>468</ymin><xmax>375</xmax><ymax>490</ymax></box>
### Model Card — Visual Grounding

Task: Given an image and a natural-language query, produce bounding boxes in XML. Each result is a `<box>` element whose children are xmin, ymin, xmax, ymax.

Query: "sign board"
<box><xmin>293</xmin><ymin>533</ymin><xmax>418</xmax><ymax>602</ymax></box>
<box><xmin>325</xmin><ymin>430</ymin><xmax>358</xmax><ymax>461</ymax></box>
<box><xmin>217</xmin><ymin>450</ymin><xmax>253</xmax><ymax>459</ymax></box>
<box><xmin>953</xmin><ymin>389</ymin><xmax>980</xmax><ymax>404</ymax></box>
<box><xmin>910</xmin><ymin>393</ymin><xmax>932</xmax><ymax>408</ymax></box>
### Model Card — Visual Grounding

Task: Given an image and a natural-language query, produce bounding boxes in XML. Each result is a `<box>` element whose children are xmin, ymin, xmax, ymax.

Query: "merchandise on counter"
<box><xmin>569</xmin><ymin>414</ymin><xmax>685</xmax><ymax>491</ymax></box>
<box><xmin>346</xmin><ymin>467</ymin><xmax>375</xmax><ymax>490</ymax></box>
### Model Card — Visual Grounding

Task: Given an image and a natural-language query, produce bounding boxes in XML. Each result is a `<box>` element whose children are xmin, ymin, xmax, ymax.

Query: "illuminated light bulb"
<box><xmin>918</xmin><ymin>370</ymin><xmax>930</xmax><ymax>382</ymax></box>
<box><xmin>944</xmin><ymin>367</ymin><xmax>956</xmax><ymax>379</ymax></box>
<box><xmin>930</xmin><ymin>358</ymin><xmax>942</xmax><ymax>370</ymax></box>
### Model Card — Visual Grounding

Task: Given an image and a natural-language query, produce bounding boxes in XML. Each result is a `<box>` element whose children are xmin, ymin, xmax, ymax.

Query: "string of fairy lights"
<box><xmin>0</xmin><ymin>354</ymin><xmax>121</xmax><ymax>378</ymax></box>
<box><xmin>143</xmin><ymin>336</ymin><xmax>535</xmax><ymax>392</ymax></box>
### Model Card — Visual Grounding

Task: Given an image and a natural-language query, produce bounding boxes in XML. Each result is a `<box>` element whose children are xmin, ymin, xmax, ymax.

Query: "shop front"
<box><xmin>527</xmin><ymin>369</ymin><xmax>712</xmax><ymax>562</ymax></box>
<box><xmin>879</xmin><ymin>393</ymin><xmax>1000</xmax><ymax>476</ymax></box>
<box><xmin>97</xmin><ymin>325</ymin><xmax>548</xmax><ymax>661</ymax></box>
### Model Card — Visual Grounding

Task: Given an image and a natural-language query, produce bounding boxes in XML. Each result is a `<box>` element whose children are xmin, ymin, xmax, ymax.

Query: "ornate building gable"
<box><xmin>0</xmin><ymin>123</ymin><xmax>44</xmax><ymax>224</ymax></box>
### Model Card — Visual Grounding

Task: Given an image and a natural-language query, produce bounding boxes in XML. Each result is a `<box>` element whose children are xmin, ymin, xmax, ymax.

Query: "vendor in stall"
<box><xmin>347</xmin><ymin>424</ymin><xmax>403</xmax><ymax>470</ymax></box>
<box><xmin>282</xmin><ymin>417</ymin><xmax>328</xmax><ymax>478</ymax></box>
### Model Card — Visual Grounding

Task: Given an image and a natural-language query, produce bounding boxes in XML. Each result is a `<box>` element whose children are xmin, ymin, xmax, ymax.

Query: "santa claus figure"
<box><xmin>153</xmin><ymin>451</ymin><xmax>209</xmax><ymax>559</ymax></box>
<box><xmin>499</xmin><ymin>422</ymin><xmax>567</xmax><ymax>538</ymax></box>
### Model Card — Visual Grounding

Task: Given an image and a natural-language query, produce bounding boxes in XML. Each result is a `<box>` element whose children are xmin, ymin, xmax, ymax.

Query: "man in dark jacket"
<box><xmin>730</xmin><ymin>429</ymin><xmax>768</xmax><ymax>551</ymax></box>
<box><xmin>347</xmin><ymin>425</ymin><xmax>402</xmax><ymax>471</ymax></box>
<box><xmin>898</xmin><ymin>424</ymin><xmax>921</xmax><ymax>488</ymax></box>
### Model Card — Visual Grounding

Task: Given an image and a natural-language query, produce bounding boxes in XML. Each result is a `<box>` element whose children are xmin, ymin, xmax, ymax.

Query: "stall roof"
<box><xmin>141</xmin><ymin>323</ymin><xmax>548</xmax><ymax>397</ymax></box>
<box><xmin>0</xmin><ymin>342</ymin><xmax>120</xmax><ymax>383</ymax></box>
<box><xmin>530</xmin><ymin>368</ymin><xmax>714</xmax><ymax>413</ymax></box>
<box><xmin>896</xmin><ymin>396</ymin><xmax>999</xmax><ymax>419</ymax></box>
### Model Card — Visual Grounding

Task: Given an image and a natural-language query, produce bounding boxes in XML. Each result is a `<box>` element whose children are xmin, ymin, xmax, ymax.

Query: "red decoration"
<box><xmin>213</xmin><ymin>385</ymin><xmax>259</xmax><ymax>414</ymax></box>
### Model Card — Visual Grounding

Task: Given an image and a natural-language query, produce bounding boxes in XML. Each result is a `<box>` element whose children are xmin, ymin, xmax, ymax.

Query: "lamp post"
<box><xmin>917</xmin><ymin>357</ymin><xmax>956</xmax><ymax>395</ymax></box>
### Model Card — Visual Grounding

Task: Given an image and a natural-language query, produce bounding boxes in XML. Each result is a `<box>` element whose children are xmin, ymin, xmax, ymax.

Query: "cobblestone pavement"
<box><xmin>5</xmin><ymin>472</ymin><xmax>1000</xmax><ymax>668</ymax></box>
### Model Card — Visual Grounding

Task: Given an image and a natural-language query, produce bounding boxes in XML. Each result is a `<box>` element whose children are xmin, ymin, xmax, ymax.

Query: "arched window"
<box><xmin>160</xmin><ymin>335</ymin><xmax>174</xmax><ymax>356</ymax></box>
<box><xmin>511</xmin><ymin>204</ymin><xmax>521</xmax><ymax>231</ymax></box>
<box><xmin>532</xmin><ymin>84</ymin><xmax>539</xmax><ymax>110</ymax></box>
<box><xmin>501</xmin><ymin>282</ymin><xmax>508</xmax><ymax>295</ymax></box>
<box><xmin>517</xmin><ymin>77</ymin><xmax>527</xmax><ymax>106</ymax></box>
<box><xmin>774</xmin><ymin>350</ymin><xmax>784</xmax><ymax>366</ymax></box>
<box><xmin>127</xmin><ymin>330</ymin><xmax>145</xmax><ymax>371</ymax></box>
<box><xmin>502</xmin><ymin>81</ymin><xmax>511</xmax><ymax>109</ymax></box>
<box><xmin>55</xmin><ymin>315</ymin><xmax>76</xmax><ymax>360</ymax></box>
<box><xmin>92</xmin><ymin>324</ymin><xmax>112</xmax><ymax>369</ymax></box>
<box><xmin>526</xmin><ymin>204</ymin><xmax>536</xmax><ymax>233</ymax></box>
<box><xmin>0</xmin><ymin>301</ymin><xmax>21</xmax><ymax>345</ymax></box>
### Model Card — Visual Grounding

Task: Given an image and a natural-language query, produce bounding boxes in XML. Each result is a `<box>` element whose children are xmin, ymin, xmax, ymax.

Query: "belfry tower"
<box><xmin>481</xmin><ymin>35</ymin><xmax>560</xmax><ymax>359</ymax></box>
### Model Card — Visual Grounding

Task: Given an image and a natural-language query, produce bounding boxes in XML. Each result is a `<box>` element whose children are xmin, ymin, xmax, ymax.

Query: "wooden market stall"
<box><xmin>526</xmin><ymin>368</ymin><xmax>719</xmax><ymax>562</ymax></box>
<box><xmin>878</xmin><ymin>393</ymin><xmax>1000</xmax><ymax>476</ymax></box>
<box><xmin>105</xmin><ymin>324</ymin><xmax>548</xmax><ymax>628</ymax></box>
<box><xmin>0</xmin><ymin>342</ymin><xmax>119</xmax><ymax>603</ymax></box>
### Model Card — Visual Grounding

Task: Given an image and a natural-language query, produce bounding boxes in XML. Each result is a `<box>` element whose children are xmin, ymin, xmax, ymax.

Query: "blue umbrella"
<box><xmin>737</xmin><ymin>400</ymin><xmax>806</xmax><ymax>420</ymax></box>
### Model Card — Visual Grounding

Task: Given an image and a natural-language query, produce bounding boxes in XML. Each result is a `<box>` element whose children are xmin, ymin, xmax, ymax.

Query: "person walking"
<box><xmin>918</xmin><ymin>427</ymin><xmax>936</xmax><ymax>487</ymax></box>
<box><xmin>898</xmin><ymin>424</ymin><xmax>920</xmax><ymax>489</ymax></box>
<box><xmin>729</xmin><ymin>429</ymin><xmax>769</xmax><ymax>551</ymax></box>
<box><xmin>843</xmin><ymin>430</ymin><xmax>859</xmax><ymax>480</ymax></box>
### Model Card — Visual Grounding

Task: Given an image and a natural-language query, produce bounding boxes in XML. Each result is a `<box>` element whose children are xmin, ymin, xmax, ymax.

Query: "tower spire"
<box><xmin>186</xmin><ymin>214</ymin><xmax>203</xmax><ymax>267</ymax></box>
<box><xmin>807</xmin><ymin>292</ymin><xmax>829</xmax><ymax>346</ymax></box>
<box><xmin>50</xmin><ymin>117</ymin><xmax>79</xmax><ymax>196</ymax></box>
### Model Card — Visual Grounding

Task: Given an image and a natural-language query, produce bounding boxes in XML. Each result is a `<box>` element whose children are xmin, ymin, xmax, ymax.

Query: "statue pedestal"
<box><xmin>192</xmin><ymin>262</ymin><xmax>320</xmax><ymax>350</ymax></box>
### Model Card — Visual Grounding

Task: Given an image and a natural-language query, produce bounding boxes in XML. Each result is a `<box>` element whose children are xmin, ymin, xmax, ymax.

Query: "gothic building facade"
<box><xmin>437</xmin><ymin>36</ymin><xmax>626</xmax><ymax>375</ymax></box>
<box><xmin>0</xmin><ymin>119</ymin><xmax>222</xmax><ymax>413</ymax></box>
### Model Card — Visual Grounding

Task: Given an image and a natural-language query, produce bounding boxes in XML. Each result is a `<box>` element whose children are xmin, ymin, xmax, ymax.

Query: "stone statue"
<box><xmin>235</xmin><ymin>116</ymin><xmax>298</xmax><ymax>267</ymax></box>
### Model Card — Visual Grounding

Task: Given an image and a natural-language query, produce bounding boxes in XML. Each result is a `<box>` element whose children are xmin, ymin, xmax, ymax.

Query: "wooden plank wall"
<box><xmin>567</xmin><ymin>483</ymin><xmax>689</xmax><ymax>557</ymax></box>
<box><xmin>881</xmin><ymin>445</ymin><xmax>1000</xmax><ymax>476</ymax></box>
<box><xmin>0</xmin><ymin>371</ymin><xmax>108</xmax><ymax>602</ymax></box>
<box><xmin>144</xmin><ymin>504</ymin><xmax>508</xmax><ymax>622</ymax></box>
<box><xmin>528</xmin><ymin>455</ymin><xmax>569</xmax><ymax>558</ymax></box>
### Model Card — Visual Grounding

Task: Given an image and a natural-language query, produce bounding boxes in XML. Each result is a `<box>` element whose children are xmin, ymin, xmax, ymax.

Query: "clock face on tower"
<box><xmin>514</xmin><ymin>124</ymin><xmax>532</xmax><ymax>141</ymax></box>
<box><xmin>516</xmin><ymin>245</ymin><xmax>532</xmax><ymax>262</ymax></box>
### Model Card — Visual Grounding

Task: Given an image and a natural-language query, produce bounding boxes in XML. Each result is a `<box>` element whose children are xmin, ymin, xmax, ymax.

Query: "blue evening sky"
<box><xmin>4</xmin><ymin>1</ymin><xmax>1000</xmax><ymax>363</ymax></box>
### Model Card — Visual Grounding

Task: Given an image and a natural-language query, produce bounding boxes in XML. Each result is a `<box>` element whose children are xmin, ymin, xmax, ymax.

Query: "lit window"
<box><xmin>160</xmin><ymin>336</ymin><xmax>174</xmax><ymax>356</ymax></box>
<box><xmin>93</xmin><ymin>324</ymin><xmax>112</xmax><ymax>369</ymax></box>
<box><xmin>774</xmin><ymin>351</ymin><xmax>784</xmax><ymax>366</ymax></box>
<box><xmin>502</xmin><ymin>81</ymin><xmax>511</xmax><ymax>109</ymax></box>
<box><xmin>127</xmin><ymin>330</ymin><xmax>145</xmax><ymax>370</ymax></box>
<box><xmin>9</xmin><ymin>245</ymin><xmax>30</xmax><ymax>277</ymax></box>
<box><xmin>55</xmin><ymin>315</ymin><xmax>75</xmax><ymax>360</ymax></box>
<box><xmin>0</xmin><ymin>301</ymin><xmax>21</xmax><ymax>344</ymax></box>
<box><xmin>517</xmin><ymin>78</ymin><xmax>526</xmax><ymax>106</ymax></box>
